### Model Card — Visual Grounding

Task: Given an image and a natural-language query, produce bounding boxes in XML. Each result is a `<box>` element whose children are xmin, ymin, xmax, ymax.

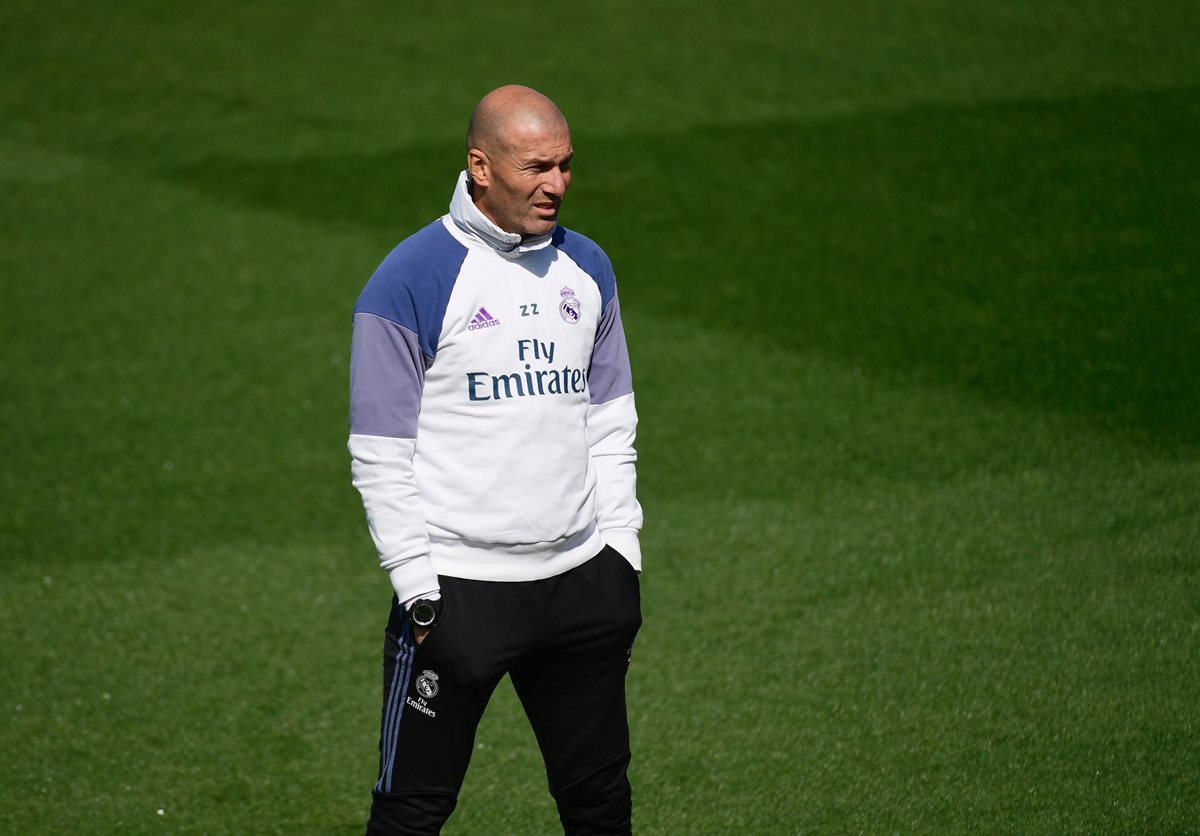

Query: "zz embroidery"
<box><xmin>520</xmin><ymin>303</ymin><xmax>540</xmax><ymax>317</ymax></box>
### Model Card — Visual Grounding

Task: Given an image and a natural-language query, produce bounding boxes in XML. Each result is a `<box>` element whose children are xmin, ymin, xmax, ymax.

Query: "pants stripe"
<box><xmin>376</xmin><ymin>623</ymin><xmax>415</xmax><ymax>794</ymax></box>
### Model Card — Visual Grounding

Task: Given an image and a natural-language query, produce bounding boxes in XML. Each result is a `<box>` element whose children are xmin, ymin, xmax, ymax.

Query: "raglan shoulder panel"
<box><xmin>552</xmin><ymin>226</ymin><xmax>633</xmax><ymax>405</ymax></box>
<box><xmin>552</xmin><ymin>226</ymin><xmax>616</xmax><ymax>311</ymax></box>
<box><xmin>354</xmin><ymin>219</ymin><xmax>468</xmax><ymax>361</ymax></box>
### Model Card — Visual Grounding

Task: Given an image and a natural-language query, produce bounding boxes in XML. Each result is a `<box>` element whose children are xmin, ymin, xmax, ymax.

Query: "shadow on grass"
<box><xmin>164</xmin><ymin>84</ymin><xmax>1200</xmax><ymax>448</ymax></box>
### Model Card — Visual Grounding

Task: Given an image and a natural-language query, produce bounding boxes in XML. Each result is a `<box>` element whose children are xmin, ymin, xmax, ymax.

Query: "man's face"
<box><xmin>472</xmin><ymin>119</ymin><xmax>573</xmax><ymax>238</ymax></box>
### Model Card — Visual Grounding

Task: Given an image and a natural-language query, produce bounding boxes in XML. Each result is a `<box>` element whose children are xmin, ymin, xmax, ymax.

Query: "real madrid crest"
<box><xmin>559</xmin><ymin>286</ymin><xmax>581</xmax><ymax>325</ymax></box>
<box><xmin>415</xmin><ymin>669</ymin><xmax>439</xmax><ymax>699</ymax></box>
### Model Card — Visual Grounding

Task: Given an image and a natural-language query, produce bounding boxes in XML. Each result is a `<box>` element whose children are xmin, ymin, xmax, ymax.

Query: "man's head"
<box><xmin>466</xmin><ymin>85</ymin><xmax>573</xmax><ymax>239</ymax></box>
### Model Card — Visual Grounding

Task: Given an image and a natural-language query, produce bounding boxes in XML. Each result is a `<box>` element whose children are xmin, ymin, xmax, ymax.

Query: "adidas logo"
<box><xmin>467</xmin><ymin>306</ymin><xmax>500</xmax><ymax>332</ymax></box>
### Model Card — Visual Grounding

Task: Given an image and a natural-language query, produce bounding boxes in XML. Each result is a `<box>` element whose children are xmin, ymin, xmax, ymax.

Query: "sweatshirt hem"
<box><xmin>429</xmin><ymin>524</ymin><xmax>603</xmax><ymax>582</ymax></box>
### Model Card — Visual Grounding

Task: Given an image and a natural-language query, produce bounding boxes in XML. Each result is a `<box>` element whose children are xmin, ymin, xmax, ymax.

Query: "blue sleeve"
<box><xmin>353</xmin><ymin>221</ymin><xmax>468</xmax><ymax>361</ymax></box>
<box><xmin>350</xmin><ymin>221</ymin><xmax>468</xmax><ymax>436</ymax></box>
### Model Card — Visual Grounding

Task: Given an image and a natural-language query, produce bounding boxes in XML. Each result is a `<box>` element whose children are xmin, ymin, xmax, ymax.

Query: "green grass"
<box><xmin>2</xmin><ymin>1</ymin><xmax>1198</xmax><ymax>833</ymax></box>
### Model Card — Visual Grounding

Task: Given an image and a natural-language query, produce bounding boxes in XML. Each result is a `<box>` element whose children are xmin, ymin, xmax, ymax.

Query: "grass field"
<box><xmin>2</xmin><ymin>2</ymin><xmax>1198</xmax><ymax>833</ymax></box>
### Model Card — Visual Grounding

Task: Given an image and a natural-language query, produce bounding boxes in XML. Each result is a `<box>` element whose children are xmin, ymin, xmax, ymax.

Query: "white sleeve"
<box><xmin>586</xmin><ymin>393</ymin><xmax>643</xmax><ymax>572</ymax></box>
<box><xmin>348</xmin><ymin>434</ymin><xmax>441</xmax><ymax>602</ymax></box>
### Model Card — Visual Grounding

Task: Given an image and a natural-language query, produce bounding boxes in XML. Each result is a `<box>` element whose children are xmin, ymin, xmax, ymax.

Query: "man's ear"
<box><xmin>467</xmin><ymin>148</ymin><xmax>491</xmax><ymax>188</ymax></box>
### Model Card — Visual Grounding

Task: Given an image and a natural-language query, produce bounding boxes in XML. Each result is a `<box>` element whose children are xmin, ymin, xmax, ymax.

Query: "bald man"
<box><xmin>349</xmin><ymin>86</ymin><xmax>643</xmax><ymax>834</ymax></box>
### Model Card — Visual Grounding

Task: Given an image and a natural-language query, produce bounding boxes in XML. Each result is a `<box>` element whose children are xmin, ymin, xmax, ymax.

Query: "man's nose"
<box><xmin>543</xmin><ymin>167</ymin><xmax>568</xmax><ymax>197</ymax></box>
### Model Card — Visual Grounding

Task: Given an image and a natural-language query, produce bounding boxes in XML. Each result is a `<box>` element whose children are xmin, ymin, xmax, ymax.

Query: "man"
<box><xmin>348</xmin><ymin>85</ymin><xmax>644</xmax><ymax>835</ymax></box>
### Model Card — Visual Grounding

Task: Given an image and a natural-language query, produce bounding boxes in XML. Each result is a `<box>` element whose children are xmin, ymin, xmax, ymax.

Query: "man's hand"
<box><xmin>415</xmin><ymin>627</ymin><xmax>431</xmax><ymax>646</ymax></box>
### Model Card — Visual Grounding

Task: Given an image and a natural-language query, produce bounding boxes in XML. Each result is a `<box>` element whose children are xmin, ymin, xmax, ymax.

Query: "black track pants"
<box><xmin>366</xmin><ymin>545</ymin><xmax>643</xmax><ymax>835</ymax></box>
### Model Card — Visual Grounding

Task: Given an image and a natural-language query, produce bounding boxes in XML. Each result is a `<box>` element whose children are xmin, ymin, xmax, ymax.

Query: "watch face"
<box><xmin>412</xmin><ymin>602</ymin><xmax>437</xmax><ymax>628</ymax></box>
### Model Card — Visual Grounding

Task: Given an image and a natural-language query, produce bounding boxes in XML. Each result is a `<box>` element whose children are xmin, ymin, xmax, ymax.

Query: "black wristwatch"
<box><xmin>408</xmin><ymin>598</ymin><xmax>442</xmax><ymax>631</ymax></box>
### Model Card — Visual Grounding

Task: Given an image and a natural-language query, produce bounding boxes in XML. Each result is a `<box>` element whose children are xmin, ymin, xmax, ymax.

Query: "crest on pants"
<box><xmin>415</xmin><ymin>670</ymin><xmax>439</xmax><ymax>699</ymax></box>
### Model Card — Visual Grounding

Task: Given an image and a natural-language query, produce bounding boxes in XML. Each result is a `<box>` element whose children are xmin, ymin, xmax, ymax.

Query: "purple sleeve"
<box><xmin>589</xmin><ymin>293</ymin><xmax>634</xmax><ymax>405</ymax></box>
<box><xmin>349</xmin><ymin>312</ymin><xmax>425</xmax><ymax>438</ymax></box>
<box><xmin>349</xmin><ymin>220</ymin><xmax>467</xmax><ymax>436</ymax></box>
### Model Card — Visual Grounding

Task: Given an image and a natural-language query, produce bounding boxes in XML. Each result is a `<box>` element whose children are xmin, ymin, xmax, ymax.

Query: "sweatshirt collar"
<box><xmin>448</xmin><ymin>170</ymin><xmax>554</xmax><ymax>256</ymax></box>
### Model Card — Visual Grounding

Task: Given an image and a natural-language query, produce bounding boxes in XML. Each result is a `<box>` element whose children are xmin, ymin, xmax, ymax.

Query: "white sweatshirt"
<box><xmin>348</xmin><ymin>172</ymin><xmax>643</xmax><ymax>603</ymax></box>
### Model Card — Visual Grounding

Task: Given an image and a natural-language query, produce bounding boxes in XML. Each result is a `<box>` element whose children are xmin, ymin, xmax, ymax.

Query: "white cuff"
<box><xmin>387</xmin><ymin>557</ymin><xmax>441</xmax><ymax>604</ymax></box>
<box><xmin>402</xmin><ymin>590</ymin><xmax>442</xmax><ymax>610</ymax></box>
<box><xmin>602</xmin><ymin>528</ymin><xmax>642</xmax><ymax>573</ymax></box>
